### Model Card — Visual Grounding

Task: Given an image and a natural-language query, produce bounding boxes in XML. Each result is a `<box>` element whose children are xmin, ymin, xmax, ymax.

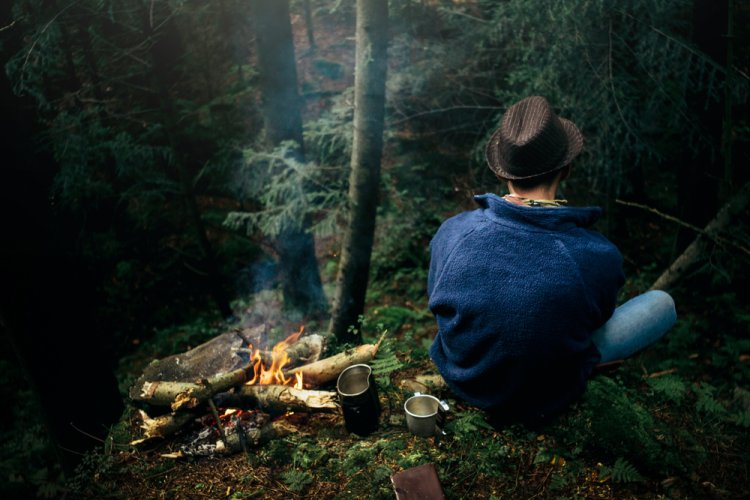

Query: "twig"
<box><xmin>388</xmin><ymin>105</ymin><xmax>502</xmax><ymax>126</ymax></box>
<box><xmin>644</xmin><ymin>368</ymin><xmax>679</xmax><ymax>379</ymax></box>
<box><xmin>0</xmin><ymin>20</ymin><xmax>17</xmax><ymax>32</ymax></box>
<box><xmin>374</xmin><ymin>329</ymin><xmax>389</xmax><ymax>352</ymax></box>
<box><xmin>22</xmin><ymin>0</ymin><xmax>82</xmax><ymax>70</ymax></box>
<box><xmin>234</xmin><ymin>417</ymin><xmax>249</xmax><ymax>456</ymax></box>
<box><xmin>615</xmin><ymin>198</ymin><xmax>750</xmax><ymax>257</ymax></box>
<box><xmin>207</xmin><ymin>397</ymin><xmax>227</xmax><ymax>444</ymax></box>
<box><xmin>69</xmin><ymin>421</ymin><xmax>106</xmax><ymax>444</ymax></box>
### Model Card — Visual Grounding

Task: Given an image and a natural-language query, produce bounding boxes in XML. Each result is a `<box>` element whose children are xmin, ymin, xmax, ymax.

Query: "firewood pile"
<box><xmin>128</xmin><ymin>325</ymin><xmax>384</xmax><ymax>458</ymax></box>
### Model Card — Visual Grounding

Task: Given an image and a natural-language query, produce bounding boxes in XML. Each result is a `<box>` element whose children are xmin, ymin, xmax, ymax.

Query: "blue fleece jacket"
<box><xmin>428</xmin><ymin>193</ymin><xmax>624</xmax><ymax>421</ymax></box>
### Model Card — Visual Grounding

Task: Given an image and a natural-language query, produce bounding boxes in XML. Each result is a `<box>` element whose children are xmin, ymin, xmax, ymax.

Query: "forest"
<box><xmin>1</xmin><ymin>0</ymin><xmax>749</xmax><ymax>498</ymax></box>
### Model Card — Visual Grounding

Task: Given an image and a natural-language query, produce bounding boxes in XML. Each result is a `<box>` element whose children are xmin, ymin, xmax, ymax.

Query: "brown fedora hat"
<box><xmin>485</xmin><ymin>96</ymin><xmax>583</xmax><ymax>180</ymax></box>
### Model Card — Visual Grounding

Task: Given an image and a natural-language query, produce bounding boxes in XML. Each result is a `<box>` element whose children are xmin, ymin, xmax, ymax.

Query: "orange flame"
<box><xmin>246</xmin><ymin>326</ymin><xmax>305</xmax><ymax>388</ymax></box>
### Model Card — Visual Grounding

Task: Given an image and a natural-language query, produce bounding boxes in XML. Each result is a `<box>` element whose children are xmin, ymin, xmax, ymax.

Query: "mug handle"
<box><xmin>435</xmin><ymin>399</ymin><xmax>450</xmax><ymax>435</ymax></box>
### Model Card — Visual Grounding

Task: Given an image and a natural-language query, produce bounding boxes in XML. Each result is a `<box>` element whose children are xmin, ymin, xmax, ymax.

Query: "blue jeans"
<box><xmin>591</xmin><ymin>290</ymin><xmax>677</xmax><ymax>363</ymax></box>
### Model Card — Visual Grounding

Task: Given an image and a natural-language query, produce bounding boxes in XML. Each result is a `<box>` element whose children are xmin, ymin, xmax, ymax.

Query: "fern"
<box><xmin>694</xmin><ymin>383</ymin><xmax>727</xmax><ymax>416</ymax></box>
<box><xmin>730</xmin><ymin>410</ymin><xmax>750</xmax><ymax>428</ymax></box>
<box><xmin>371</xmin><ymin>338</ymin><xmax>403</xmax><ymax>387</ymax></box>
<box><xmin>447</xmin><ymin>410</ymin><xmax>494</xmax><ymax>436</ymax></box>
<box><xmin>648</xmin><ymin>375</ymin><xmax>688</xmax><ymax>403</ymax></box>
<box><xmin>280</xmin><ymin>469</ymin><xmax>313</xmax><ymax>493</ymax></box>
<box><xmin>601</xmin><ymin>458</ymin><xmax>644</xmax><ymax>483</ymax></box>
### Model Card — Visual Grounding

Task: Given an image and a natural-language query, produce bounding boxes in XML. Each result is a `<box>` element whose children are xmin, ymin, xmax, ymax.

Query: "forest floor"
<box><xmin>67</xmin><ymin>264</ymin><xmax>750</xmax><ymax>499</ymax></box>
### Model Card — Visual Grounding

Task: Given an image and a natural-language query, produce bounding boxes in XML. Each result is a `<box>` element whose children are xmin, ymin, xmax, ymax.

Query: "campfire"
<box><xmin>129</xmin><ymin>324</ymin><xmax>384</xmax><ymax>457</ymax></box>
<box><xmin>246</xmin><ymin>326</ymin><xmax>305</xmax><ymax>389</ymax></box>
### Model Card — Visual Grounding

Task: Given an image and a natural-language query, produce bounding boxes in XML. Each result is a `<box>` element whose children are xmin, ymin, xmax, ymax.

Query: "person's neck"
<box><xmin>507</xmin><ymin>183</ymin><xmax>559</xmax><ymax>202</ymax></box>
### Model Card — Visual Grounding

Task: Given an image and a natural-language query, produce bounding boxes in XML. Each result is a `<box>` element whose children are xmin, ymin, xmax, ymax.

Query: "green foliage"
<box><xmin>471</xmin><ymin>0</ymin><xmax>736</xmax><ymax>199</ymax></box>
<box><xmin>600</xmin><ymin>457</ymin><xmax>644</xmax><ymax>484</ymax></box>
<box><xmin>66</xmin><ymin>450</ymin><xmax>118</xmax><ymax>498</ymax></box>
<box><xmin>280</xmin><ymin>468</ymin><xmax>313</xmax><ymax>493</ymax></box>
<box><xmin>446</xmin><ymin>409</ymin><xmax>495</xmax><ymax>434</ymax></box>
<box><xmin>648</xmin><ymin>374</ymin><xmax>688</xmax><ymax>403</ymax></box>
<box><xmin>0</xmin><ymin>357</ymin><xmax>63</xmax><ymax>499</ymax></box>
<box><xmin>225</xmin><ymin>140</ymin><xmax>347</xmax><ymax>238</ymax></box>
<box><xmin>580</xmin><ymin>376</ymin><xmax>668</xmax><ymax>473</ymax></box>
<box><xmin>370</xmin><ymin>305</ymin><xmax>430</xmax><ymax>335</ymax></box>
<box><xmin>371</xmin><ymin>338</ymin><xmax>403</xmax><ymax>387</ymax></box>
<box><xmin>694</xmin><ymin>383</ymin><xmax>728</xmax><ymax>416</ymax></box>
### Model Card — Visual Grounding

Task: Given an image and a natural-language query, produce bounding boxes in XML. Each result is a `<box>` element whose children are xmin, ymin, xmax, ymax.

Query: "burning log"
<box><xmin>164</xmin><ymin>414</ymin><xmax>299</xmax><ymax>458</ymax></box>
<box><xmin>221</xmin><ymin>418</ymin><xmax>298</xmax><ymax>454</ymax></box>
<box><xmin>237</xmin><ymin>333</ymin><xmax>327</xmax><ymax>369</ymax></box>
<box><xmin>215</xmin><ymin>385</ymin><xmax>339</xmax><ymax>414</ymax></box>
<box><xmin>132</xmin><ymin>409</ymin><xmax>197</xmax><ymax>444</ymax></box>
<box><xmin>134</xmin><ymin>367</ymin><xmax>248</xmax><ymax>411</ymax></box>
<box><xmin>285</xmin><ymin>341</ymin><xmax>381</xmax><ymax>387</ymax></box>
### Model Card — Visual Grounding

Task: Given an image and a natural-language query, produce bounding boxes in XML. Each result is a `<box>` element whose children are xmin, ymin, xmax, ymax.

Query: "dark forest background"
<box><xmin>1</xmin><ymin>0</ymin><xmax>749</xmax><ymax>497</ymax></box>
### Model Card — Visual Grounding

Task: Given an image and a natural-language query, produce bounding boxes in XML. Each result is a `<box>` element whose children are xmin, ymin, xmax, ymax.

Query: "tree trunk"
<box><xmin>251</xmin><ymin>0</ymin><xmax>326</xmax><ymax>315</ymax></box>
<box><xmin>329</xmin><ymin>0</ymin><xmax>388</xmax><ymax>342</ymax></box>
<box><xmin>650</xmin><ymin>181</ymin><xmax>750</xmax><ymax>291</ymax></box>
<box><xmin>303</xmin><ymin>0</ymin><xmax>316</xmax><ymax>51</ymax></box>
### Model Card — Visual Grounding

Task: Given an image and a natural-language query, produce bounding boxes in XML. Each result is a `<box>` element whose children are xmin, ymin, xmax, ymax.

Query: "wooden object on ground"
<box><xmin>399</xmin><ymin>374</ymin><xmax>448</xmax><ymax>394</ymax></box>
<box><xmin>391</xmin><ymin>463</ymin><xmax>445</xmax><ymax>500</ymax></box>
<box><xmin>129</xmin><ymin>327</ymin><xmax>328</xmax><ymax>409</ymax></box>
<box><xmin>134</xmin><ymin>367</ymin><xmax>248</xmax><ymax>410</ymax></box>
<box><xmin>250</xmin><ymin>333</ymin><xmax>326</xmax><ymax>368</ymax></box>
<box><xmin>284</xmin><ymin>342</ymin><xmax>380</xmax><ymax>387</ymax></box>
<box><xmin>163</xmin><ymin>417</ymin><xmax>298</xmax><ymax>458</ymax></box>
<box><xmin>650</xmin><ymin>181</ymin><xmax>750</xmax><ymax>291</ymax></box>
<box><xmin>132</xmin><ymin>410</ymin><xmax>197</xmax><ymax>444</ymax></box>
<box><xmin>215</xmin><ymin>385</ymin><xmax>339</xmax><ymax>413</ymax></box>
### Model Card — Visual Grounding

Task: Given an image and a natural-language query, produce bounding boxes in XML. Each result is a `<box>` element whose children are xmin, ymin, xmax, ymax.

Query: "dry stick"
<box><xmin>644</xmin><ymin>368</ymin><xmax>680</xmax><ymax>379</ymax></box>
<box><xmin>649</xmin><ymin>181</ymin><xmax>750</xmax><ymax>291</ymax></box>
<box><xmin>615</xmin><ymin>199</ymin><xmax>750</xmax><ymax>257</ymax></box>
<box><xmin>133</xmin><ymin>410</ymin><xmax>196</xmax><ymax>444</ymax></box>
<box><xmin>206</xmin><ymin>397</ymin><xmax>227</xmax><ymax>444</ymax></box>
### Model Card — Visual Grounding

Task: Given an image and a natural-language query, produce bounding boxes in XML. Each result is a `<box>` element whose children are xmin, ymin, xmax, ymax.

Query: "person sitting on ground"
<box><xmin>427</xmin><ymin>95</ymin><xmax>677</xmax><ymax>426</ymax></box>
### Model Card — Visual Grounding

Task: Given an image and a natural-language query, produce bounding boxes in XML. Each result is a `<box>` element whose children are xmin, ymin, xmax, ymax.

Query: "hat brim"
<box><xmin>486</xmin><ymin>117</ymin><xmax>584</xmax><ymax>181</ymax></box>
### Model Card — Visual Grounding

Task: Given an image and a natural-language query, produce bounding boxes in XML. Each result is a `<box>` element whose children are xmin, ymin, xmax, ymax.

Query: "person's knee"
<box><xmin>648</xmin><ymin>289</ymin><xmax>677</xmax><ymax>328</ymax></box>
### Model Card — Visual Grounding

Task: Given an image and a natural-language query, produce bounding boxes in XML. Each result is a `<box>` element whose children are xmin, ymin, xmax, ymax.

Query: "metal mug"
<box><xmin>404</xmin><ymin>392</ymin><xmax>449</xmax><ymax>437</ymax></box>
<box><xmin>336</xmin><ymin>364</ymin><xmax>381</xmax><ymax>436</ymax></box>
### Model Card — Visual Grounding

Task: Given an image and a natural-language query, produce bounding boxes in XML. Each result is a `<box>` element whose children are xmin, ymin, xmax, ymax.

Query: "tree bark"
<box><xmin>222</xmin><ymin>385</ymin><xmax>339</xmax><ymax>413</ymax></box>
<box><xmin>251</xmin><ymin>0</ymin><xmax>326</xmax><ymax>316</ymax></box>
<box><xmin>650</xmin><ymin>181</ymin><xmax>750</xmax><ymax>291</ymax></box>
<box><xmin>303</xmin><ymin>0</ymin><xmax>316</xmax><ymax>51</ymax></box>
<box><xmin>133</xmin><ymin>367</ymin><xmax>249</xmax><ymax>410</ymax></box>
<box><xmin>284</xmin><ymin>342</ymin><xmax>381</xmax><ymax>387</ymax></box>
<box><xmin>329</xmin><ymin>0</ymin><xmax>389</xmax><ymax>342</ymax></box>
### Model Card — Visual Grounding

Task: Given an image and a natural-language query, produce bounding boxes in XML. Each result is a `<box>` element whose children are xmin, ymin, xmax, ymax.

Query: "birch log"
<box><xmin>132</xmin><ymin>409</ymin><xmax>197</xmax><ymax>444</ymax></box>
<box><xmin>134</xmin><ymin>367</ymin><xmax>248</xmax><ymax>410</ymax></box>
<box><xmin>650</xmin><ymin>181</ymin><xmax>750</xmax><ymax>291</ymax></box>
<box><xmin>284</xmin><ymin>343</ymin><xmax>380</xmax><ymax>386</ymax></box>
<box><xmin>215</xmin><ymin>385</ymin><xmax>339</xmax><ymax>413</ymax></box>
